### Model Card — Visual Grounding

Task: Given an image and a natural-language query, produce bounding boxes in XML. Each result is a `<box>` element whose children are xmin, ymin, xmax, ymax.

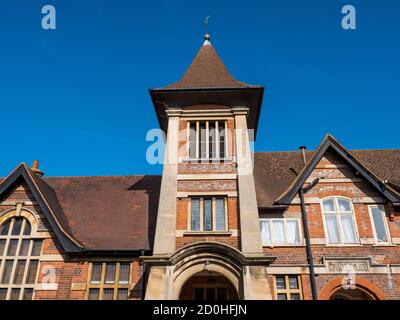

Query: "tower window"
<box><xmin>187</xmin><ymin>120</ymin><xmax>228</xmax><ymax>160</ymax></box>
<box><xmin>190</xmin><ymin>197</ymin><xmax>227</xmax><ymax>232</ymax></box>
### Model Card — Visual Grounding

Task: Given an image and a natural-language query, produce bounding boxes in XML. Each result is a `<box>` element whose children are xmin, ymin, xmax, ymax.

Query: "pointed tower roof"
<box><xmin>150</xmin><ymin>33</ymin><xmax>265</xmax><ymax>138</ymax></box>
<box><xmin>165</xmin><ymin>34</ymin><xmax>254</xmax><ymax>89</ymax></box>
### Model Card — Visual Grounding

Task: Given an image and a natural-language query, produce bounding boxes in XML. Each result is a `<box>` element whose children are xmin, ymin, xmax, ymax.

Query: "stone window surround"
<box><xmin>186</xmin><ymin>196</ymin><xmax>229</xmax><ymax>234</ymax></box>
<box><xmin>0</xmin><ymin>206</ymin><xmax>45</xmax><ymax>300</ymax></box>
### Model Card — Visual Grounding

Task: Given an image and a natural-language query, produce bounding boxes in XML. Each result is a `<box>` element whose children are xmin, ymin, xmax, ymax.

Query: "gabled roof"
<box><xmin>0</xmin><ymin>164</ymin><xmax>161</xmax><ymax>253</ymax></box>
<box><xmin>272</xmin><ymin>134</ymin><xmax>400</xmax><ymax>206</ymax></box>
<box><xmin>164</xmin><ymin>35</ymin><xmax>257</xmax><ymax>89</ymax></box>
<box><xmin>0</xmin><ymin>163</ymin><xmax>82</xmax><ymax>253</ymax></box>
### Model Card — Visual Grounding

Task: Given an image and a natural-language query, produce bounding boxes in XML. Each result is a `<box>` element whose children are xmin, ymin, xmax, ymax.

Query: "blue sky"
<box><xmin>0</xmin><ymin>0</ymin><xmax>399</xmax><ymax>177</ymax></box>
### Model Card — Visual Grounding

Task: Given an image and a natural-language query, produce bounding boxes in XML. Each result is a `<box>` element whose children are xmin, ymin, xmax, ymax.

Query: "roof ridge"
<box><xmin>43</xmin><ymin>174</ymin><xmax>161</xmax><ymax>179</ymax></box>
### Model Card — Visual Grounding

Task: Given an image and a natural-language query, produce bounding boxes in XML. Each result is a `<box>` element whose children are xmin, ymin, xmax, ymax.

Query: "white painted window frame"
<box><xmin>321</xmin><ymin>196</ymin><xmax>360</xmax><ymax>245</ymax></box>
<box><xmin>259</xmin><ymin>218</ymin><xmax>303</xmax><ymax>246</ymax></box>
<box><xmin>368</xmin><ymin>205</ymin><xmax>391</xmax><ymax>245</ymax></box>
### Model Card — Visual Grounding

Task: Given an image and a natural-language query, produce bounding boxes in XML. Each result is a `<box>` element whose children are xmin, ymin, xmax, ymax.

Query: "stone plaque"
<box><xmin>326</xmin><ymin>260</ymin><xmax>369</xmax><ymax>273</ymax></box>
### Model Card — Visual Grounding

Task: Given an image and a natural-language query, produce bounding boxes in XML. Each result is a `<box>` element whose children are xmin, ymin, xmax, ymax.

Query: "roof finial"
<box><xmin>203</xmin><ymin>15</ymin><xmax>211</xmax><ymax>46</ymax></box>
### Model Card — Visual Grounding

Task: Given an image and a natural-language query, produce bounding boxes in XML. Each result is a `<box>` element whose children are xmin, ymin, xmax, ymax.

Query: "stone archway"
<box><xmin>170</xmin><ymin>242</ymin><xmax>244</xmax><ymax>300</ymax></box>
<box><xmin>179</xmin><ymin>271</ymin><xmax>239</xmax><ymax>300</ymax></box>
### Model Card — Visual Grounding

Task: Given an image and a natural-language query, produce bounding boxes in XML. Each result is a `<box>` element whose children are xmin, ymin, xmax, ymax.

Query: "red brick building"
<box><xmin>0</xmin><ymin>34</ymin><xmax>399</xmax><ymax>300</ymax></box>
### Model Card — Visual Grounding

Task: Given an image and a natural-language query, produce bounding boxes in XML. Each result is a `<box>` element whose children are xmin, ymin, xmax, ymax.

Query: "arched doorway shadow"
<box><xmin>179</xmin><ymin>271</ymin><xmax>239</xmax><ymax>300</ymax></box>
<box><xmin>170</xmin><ymin>242</ymin><xmax>244</xmax><ymax>300</ymax></box>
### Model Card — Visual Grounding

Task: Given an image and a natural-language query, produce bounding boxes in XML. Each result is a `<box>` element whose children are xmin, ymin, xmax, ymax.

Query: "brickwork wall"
<box><xmin>265</xmin><ymin>151</ymin><xmax>400</xmax><ymax>300</ymax></box>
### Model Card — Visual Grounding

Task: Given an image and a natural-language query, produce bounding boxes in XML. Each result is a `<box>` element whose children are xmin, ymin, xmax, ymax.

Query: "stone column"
<box><xmin>152</xmin><ymin>108</ymin><xmax>181</xmax><ymax>255</ymax></box>
<box><xmin>145</xmin><ymin>108</ymin><xmax>181</xmax><ymax>300</ymax></box>
<box><xmin>233</xmin><ymin>107</ymin><xmax>264</xmax><ymax>255</ymax></box>
<box><xmin>233</xmin><ymin>107</ymin><xmax>273</xmax><ymax>300</ymax></box>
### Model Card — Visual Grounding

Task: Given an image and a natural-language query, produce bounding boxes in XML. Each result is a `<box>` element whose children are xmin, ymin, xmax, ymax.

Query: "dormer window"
<box><xmin>188</xmin><ymin>120</ymin><xmax>228</xmax><ymax>160</ymax></box>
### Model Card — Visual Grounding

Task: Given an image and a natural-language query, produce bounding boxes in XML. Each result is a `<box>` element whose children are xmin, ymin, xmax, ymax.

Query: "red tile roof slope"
<box><xmin>1</xmin><ymin>149</ymin><xmax>398</xmax><ymax>251</ymax></box>
<box><xmin>164</xmin><ymin>41</ymin><xmax>256</xmax><ymax>89</ymax></box>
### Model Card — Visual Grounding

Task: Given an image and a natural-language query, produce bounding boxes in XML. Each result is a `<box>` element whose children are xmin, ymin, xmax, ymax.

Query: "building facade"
<box><xmin>0</xmin><ymin>34</ymin><xmax>399</xmax><ymax>300</ymax></box>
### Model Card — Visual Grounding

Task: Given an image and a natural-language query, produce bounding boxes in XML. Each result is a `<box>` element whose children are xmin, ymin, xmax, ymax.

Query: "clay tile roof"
<box><xmin>164</xmin><ymin>36</ymin><xmax>255</xmax><ymax>89</ymax></box>
<box><xmin>43</xmin><ymin>175</ymin><xmax>161</xmax><ymax>251</ymax></box>
<box><xmin>254</xmin><ymin>149</ymin><xmax>400</xmax><ymax>208</ymax></box>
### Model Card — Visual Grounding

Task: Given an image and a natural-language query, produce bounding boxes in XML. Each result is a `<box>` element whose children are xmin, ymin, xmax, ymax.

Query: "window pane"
<box><xmin>7</xmin><ymin>239</ymin><xmax>18</xmax><ymax>256</ymax></box>
<box><xmin>199</xmin><ymin>122</ymin><xmax>207</xmax><ymax>158</ymax></box>
<box><xmin>218</xmin><ymin>122</ymin><xmax>225</xmax><ymax>159</ymax></box>
<box><xmin>117</xmin><ymin>289</ymin><xmax>129</xmax><ymax>300</ymax></box>
<box><xmin>13</xmin><ymin>260</ymin><xmax>27</xmax><ymax>284</ymax></box>
<box><xmin>23</xmin><ymin>221</ymin><xmax>31</xmax><ymax>235</ymax></box>
<box><xmin>103</xmin><ymin>288</ymin><xmax>114</xmax><ymax>300</ymax></box>
<box><xmin>286</xmin><ymin>220</ymin><xmax>300</xmax><ymax>244</ymax></box>
<box><xmin>91</xmin><ymin>263</ymin><xmax>102</xmax><ymax>284</ymax></box>
<box><xmin>88</xmin><ymin>288</ymin><xmax>99</xmax><ymax>300</ymax></box>
<box><xmin>189</xmin><ymin>123</ymin><xmax>196</xmax><ymax>158</ymax></box>
<box><xmin>215</xmin><ymin>198</ymin><xmax>226</xmax><ymax>231</ymax></box>
<box><xmin>260</xmin><ymin>220</ymin><xmax>271</xmax><ymax>245</ymax></box>
<box><xmin>194</xmin><ymin>288</ymin><xmax>204</xmax><ymax>300</ymax></box>
<box><xmin>206</xmin><ymin>288</ymin><xmax>215</xmax><ymax>300</ymax></box>
<box><xmin>23</xmin><ymin>288</ymin><xmax>34</xmax><ymax>300</ymax></box>
<box><xmin>31</xmin><ymin>240</ymin><xmax>42</xmax><ymax>256</ymax></box>
<box><xmin>119</xmin><ymin>263</ymin><xmax>130</xmax><ymax>284</ymax></box>
<box><xmin>290</xmin><ymin>293</ymin><xmax>301</xmax><ymax>300</ymax></box>
<box><xmin>338</xmin><ymin>199</ymin><xmax>351</xmax><ymax>212</ymax></box>
<box><xmin>325</xmin><ymin>215</ymin><xmax>340</xmax><ymax>244</ymax></box>
<box><xmin>105</xmin><ymin>263</ymin><xmax>116</xmax><ymax>284</ymax></box>
<box><xmin>191</xmin><ymin>198</ymin><xmax>200</xmax><ymax>231</ymax></box>
<box><xmin>371</xmin><ymin>207</ymin><xmax>388</xmax><ymax>243</ymax></box>
<box><xmin>11</xmin><ymin>218</ymin><xmax>23</xmax><ymax>235</ymax></box>
<box><xmin>0</xmin><ymin>219</ymin><xmax>11</xmax><ymax>235</ymax></box>
<box><xmin>276</xmin><ymin>276</ymin><xmax>286</xmax><ymax>289</ymax></box>
<box><xmin>0</xmin><ymin>288</ymin><xmax>7</xmax><ymax>300</ymax></box>
<box><xmin>10</xmin><ymin>288</ymin><xmax>20</xmax><ymax>300</ymax></box>
<box><xmin>289</xmin><ymin>276</ymin><xmax>299</xmax><ymax>289</ymax></box>
<box><xmin>203</xmin><ymin>198</ymin><xmax>212</xmax><ymax>231</ymax></box>
<box><xmin>209</xmin><ymin>122</ymin><xmax>216</xmax><ymax>158</ymax></box>
<box><xmin>277</xmin><ymin>293</ymin><xmax>287</xmax><ymax>300</ymax></box>
<box><xmin>323</xmin><ymin>199</ymin><xmax>335</xmax><ymax>212</ymax></box>
<box><xmin>0</xmin><ymin>240</ymin><xmax>6</xmax><ymax>256</ymax></box>
<box><xmin>26</xmin><ymin>260</ymin><xmax>39</xmax><ymax>284</ymax></box>
<box><xmin>19</xmin><ymin>240</ymin><xmax>31</xmax><ymax>256</ymax></box>
<box><xmin>217</xmin><ymin>288</ymin><xmax>227</xmax><ymax>300</ymax></box>
<box><xmin>1</xmin><ymin>260</ymin><xmax>14</xmax><ymax>284</ymax></box>
<box><xmin>340</xmin><ymin>215</ymin><xmax>357</xmax><ymax>243</ymax></box>
<box><xmin>272</xmin><ymin>221</ymin><xmax>285</xmax><ymax>244</ymax></box>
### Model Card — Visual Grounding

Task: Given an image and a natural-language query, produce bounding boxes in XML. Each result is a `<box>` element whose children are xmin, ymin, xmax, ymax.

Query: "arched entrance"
<box><xmin>170</xmin><ymin>242</ymin><xmax>244</xmax><ymax>300</ymax></box>
<box><xmin>319</xmin><ymin>276</ymin><xmax>385</xmax><ymax>300</ymax></box>
<box><xmin>329</xmin><ymin>288</ymin><xmax>376</xmax><ymax>300</ymax></box>
<box><xmin>179</xmin><ymin>271</ymin><xmax>239</xmax><ymax>300</ymax></box>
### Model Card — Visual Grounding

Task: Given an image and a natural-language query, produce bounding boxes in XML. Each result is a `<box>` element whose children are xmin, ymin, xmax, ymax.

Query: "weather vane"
<box><xmin>204</xmin><ymin>15</ymin><xmax>210</xmax><ymax>34</ymax></box>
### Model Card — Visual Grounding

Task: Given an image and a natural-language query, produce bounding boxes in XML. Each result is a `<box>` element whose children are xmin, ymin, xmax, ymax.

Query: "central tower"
<box><xmin>143</xmin><ymin>34</ymin><xmax>274</xmax><ymax>300</ymax></box>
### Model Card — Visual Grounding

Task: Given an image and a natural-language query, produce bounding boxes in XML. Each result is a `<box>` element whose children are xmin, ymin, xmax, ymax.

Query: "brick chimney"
<box><xmin>31</xmin><ymin>160</ymin><xmax>44</xmax><ymax>177</ymax></box>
